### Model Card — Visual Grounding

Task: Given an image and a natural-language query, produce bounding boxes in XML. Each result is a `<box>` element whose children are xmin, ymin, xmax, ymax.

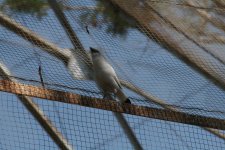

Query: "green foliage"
<box><xmin>1</xmin><ymin>0</ymin><xmax>47</xmax><ymax>18</ymax></box>
<box><xmin>80</xmin><ymin>0</ymin><xmax>136</xmax><ymax>37</ymax></box>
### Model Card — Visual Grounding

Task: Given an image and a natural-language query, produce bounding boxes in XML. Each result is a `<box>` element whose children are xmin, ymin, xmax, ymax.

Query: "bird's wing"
<box><xmin>113</xmin><ymin>75</ymin><xmax>122</xmax><ymax>89</ymax></box>
<box><xmin>68</xmin><ymin>52</ymin><xmax>94</xmax><ymax>80</ymax></box>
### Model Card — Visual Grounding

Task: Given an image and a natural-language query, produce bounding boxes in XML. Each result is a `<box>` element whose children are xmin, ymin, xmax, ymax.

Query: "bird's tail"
<box><xmin>117</xmin><ymin>90</ymin><xmax>131</xmax><ymax>104</ymax></box>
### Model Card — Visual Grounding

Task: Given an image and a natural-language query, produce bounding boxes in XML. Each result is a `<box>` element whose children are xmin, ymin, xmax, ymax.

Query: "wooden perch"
<box><xmin>1</xmin><ymin>79</ymin><xmax>225</xmax><ymax>130</ymax></box>
<box><xmin>1</xmin><ymin>7</ymin><xmax>224</xmax><ymax>140</ymax></box>
<box><xmin>48</xmin><ymin>1</ymin><xmax>143</xmax><ymax>149</ymax></box>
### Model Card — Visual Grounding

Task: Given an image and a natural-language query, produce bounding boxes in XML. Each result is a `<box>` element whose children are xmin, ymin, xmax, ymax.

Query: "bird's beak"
<box><xmin>90</xmin><ymin>47</ymin><xmax>99</xmax><ymax>53</ymax></box>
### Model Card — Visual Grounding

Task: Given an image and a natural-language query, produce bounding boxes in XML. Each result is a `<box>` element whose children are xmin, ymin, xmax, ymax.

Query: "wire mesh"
<box><xmin>0</xmin><ymin>0</ymin><xmax>225</xmax><ymax>149</ymax></box>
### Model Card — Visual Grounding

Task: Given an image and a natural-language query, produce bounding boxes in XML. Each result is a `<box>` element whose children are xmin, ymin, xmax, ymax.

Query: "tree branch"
<box><xmin>187</xmin><ymin>1</ymin><xmax>225</xmax><ymax>35</ymax></box>
<box><xmin>1</xmin><ymin>6</ymin><xmax>224</xmax><ymax>142</ymax></box>
<box><xmin>1</xmin><ymin>79</ymin><xmax>225</xmax><ymax>130</ymax></box>
<box><xmin>107</xmin><ymin>0</ymin><xmax>225</xmax><ymax>140</ymax></box>
<box><xmin>47</xmin><ymin>1</ymin><xmax>143</xmax><ymax>149</ymax></box>
<box><xmin>0</xmin><ymin>12</ymin><xmax>71</xmax><ymax>65</ymax></box>
<box><xmin>0</xmin><ymin>63</ymin><xmax>73</xmax><ymax>150</ymax></box>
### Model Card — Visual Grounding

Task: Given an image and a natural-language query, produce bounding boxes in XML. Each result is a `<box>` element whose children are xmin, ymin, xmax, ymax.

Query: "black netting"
<box><xmin>0</xmin><ymin>0</ymin><xmax>225</xmax><ymax>149</ymax></box>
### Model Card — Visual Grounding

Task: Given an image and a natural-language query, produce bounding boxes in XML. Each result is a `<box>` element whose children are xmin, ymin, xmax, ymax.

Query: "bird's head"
<box><xmin>90</xmin><ymin>47</ymin><xmax>101</xmax><ymax>58</ymax></box>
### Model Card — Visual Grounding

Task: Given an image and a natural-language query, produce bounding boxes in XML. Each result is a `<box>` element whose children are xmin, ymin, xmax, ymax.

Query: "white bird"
<box><xmin>90</xmin><ymin>47</ymin><xmax>131</xmax><ymax>104</ymax></box>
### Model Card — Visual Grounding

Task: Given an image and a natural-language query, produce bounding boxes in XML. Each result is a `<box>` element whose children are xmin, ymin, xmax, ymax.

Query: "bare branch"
<box><xmin>109</xmin><ymin>0</ymin><xmax>225</xmax><ymax>90</ymax></box>
<box><xmin>200</xmin><ymin>34</ymin><xmax>225</xmax><ymax>44</ymax></box>
<box><xmin>1</xmin><ymin>4</ymin><xmax>224</xmax><ymax>142</ymax></box>
<box><xmin>187</xmin><ymin>1</ymin><xmax>225</xmax><ymax>33</ymax></box>
<box><xmin>47</xmin><ymin>1</ymin><xmax>142</xmax><ymax>149</ymax></box>
<box><xmin>0</xmin><ymin>63</ymin><xmax>73</xmax><ymax>150</ymax></box>
<box><xmin>108</xmin><ymin>0</ymin><xmax>225</xmax><ymax>140</ymax></box>
<box><xmin>0</xmin><ymin>12</ymin><xmax>71</xmax><ymax>64</ymax></box>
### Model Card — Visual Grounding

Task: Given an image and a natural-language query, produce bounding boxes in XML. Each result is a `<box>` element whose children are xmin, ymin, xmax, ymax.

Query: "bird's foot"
<box><xmin>103</xmin><ymin>93</ymin><xmax>115</xmax><ymax>101</ymax></box>
<box><xmin>124</xmin><ymin>98</ymin><xmax>131</xmax><ymax>104</ymax></box>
